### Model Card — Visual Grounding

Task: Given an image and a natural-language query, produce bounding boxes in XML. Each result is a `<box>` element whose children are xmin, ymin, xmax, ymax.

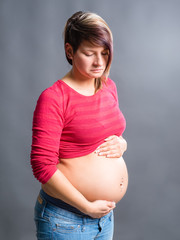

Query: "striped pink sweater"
<box><xmin>30</xmin><ymin>78</ymin><xmax>126</xmax><ymax>183</ymax></box>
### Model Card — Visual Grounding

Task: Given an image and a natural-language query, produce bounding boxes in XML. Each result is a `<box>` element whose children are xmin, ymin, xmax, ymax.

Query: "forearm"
<box><xmin>42</xmin><ymin>169</ymin><xmax>90</xmax><ymax>214</ymax></box>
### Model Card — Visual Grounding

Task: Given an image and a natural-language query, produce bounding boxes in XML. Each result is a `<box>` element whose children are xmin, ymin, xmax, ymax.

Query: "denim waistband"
<box><xmin>40</xmin><ymin>189</ymin><xmax>89</xmax><ymax>217</ymax></box>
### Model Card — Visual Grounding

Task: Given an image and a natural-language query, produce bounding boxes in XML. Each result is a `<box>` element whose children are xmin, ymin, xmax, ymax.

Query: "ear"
<box><xmin>65</xmin><ymin>43</ymin><xmax>73</xmax><ymax>60</ymax></box>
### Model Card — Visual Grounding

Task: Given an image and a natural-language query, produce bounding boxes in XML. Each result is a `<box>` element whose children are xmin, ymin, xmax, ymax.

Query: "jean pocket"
<box><xmin>35</xmin><ymin>216</ymin><xmax>52</xmax><ymax>239</ymax></box>
<box><xmin>51</xmin><ymin>216</ymin><xmax>80</xmax><ymax>234</ymax></box>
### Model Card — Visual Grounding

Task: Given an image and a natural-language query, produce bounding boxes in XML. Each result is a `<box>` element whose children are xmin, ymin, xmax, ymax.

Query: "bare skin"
<box><xmin>57</xmin><ymin>153</ymin><xmax>128</xmax><ymax>203</ymax></box>
<box><xmin>55</xmin><ymin>136</ymin><xmax>128</xmax><ymax>202</ymax></box>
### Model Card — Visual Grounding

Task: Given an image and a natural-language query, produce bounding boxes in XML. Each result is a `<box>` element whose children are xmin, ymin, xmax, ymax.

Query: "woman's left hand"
<box><xmin>95</xmin><ymin>135</ymin><xmax>127</xmax><ymax>158</ymax></box>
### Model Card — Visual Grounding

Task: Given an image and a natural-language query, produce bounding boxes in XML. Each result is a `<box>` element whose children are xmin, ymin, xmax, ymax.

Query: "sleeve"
<box><xmin>30</xmin><ymin>88</ymin><xmax>64</xmax><ymax>184</ymax></box>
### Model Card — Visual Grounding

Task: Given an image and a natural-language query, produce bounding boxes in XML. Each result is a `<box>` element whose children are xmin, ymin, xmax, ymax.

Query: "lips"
<box><xmin>91</xmin><ymin>69</ymin><xmax>103</xmax><ymax>72</ymax></box>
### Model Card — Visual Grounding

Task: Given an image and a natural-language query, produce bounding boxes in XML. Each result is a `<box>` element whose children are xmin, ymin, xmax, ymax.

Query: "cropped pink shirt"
<box><xmin>30</xmin><ymin>78</ymin><xmax>126</xmax><ymax>184</ymax></box>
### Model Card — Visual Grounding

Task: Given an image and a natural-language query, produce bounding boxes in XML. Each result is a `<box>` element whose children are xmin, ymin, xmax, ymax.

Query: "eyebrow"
<box><xmin>82</xmin><ymin>48</ymin><xmax>108</xmax><ymax>52</ymax></box>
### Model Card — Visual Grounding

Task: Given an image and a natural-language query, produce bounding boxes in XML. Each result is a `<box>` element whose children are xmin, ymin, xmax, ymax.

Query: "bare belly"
<box><xmin>57</xmin><ymin>152</ymin><xmax>128</xmax><ymax>203</ymax></box>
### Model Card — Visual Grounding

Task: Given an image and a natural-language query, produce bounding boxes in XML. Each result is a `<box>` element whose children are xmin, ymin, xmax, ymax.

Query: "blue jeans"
<box><xmin>34</xmin><ymin>192</ymin><xmax>114</xmax><ymax>239</ymax></box>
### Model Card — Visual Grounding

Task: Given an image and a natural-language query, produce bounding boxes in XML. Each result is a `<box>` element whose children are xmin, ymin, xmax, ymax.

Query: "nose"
<box><xmin>93</xmin><ymin>54</ymin><xmax>103</xmax><ymax>66</ymax></box>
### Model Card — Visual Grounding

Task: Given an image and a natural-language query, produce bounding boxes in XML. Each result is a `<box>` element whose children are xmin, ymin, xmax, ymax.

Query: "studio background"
<box><xmin>1</xmin><ymin>0</ymin><xmax>180</xmax><ymax>239</ymax></box>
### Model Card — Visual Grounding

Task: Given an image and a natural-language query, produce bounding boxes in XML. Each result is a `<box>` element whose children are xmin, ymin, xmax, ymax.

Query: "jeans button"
<box><xmin>81</xmin><ymin>226</ymin><xmax>85</xmax><ymax>232</ymax></box>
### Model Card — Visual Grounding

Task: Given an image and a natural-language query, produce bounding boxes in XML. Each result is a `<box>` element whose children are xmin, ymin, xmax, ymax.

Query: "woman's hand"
<box><xmin>95</xmin><ymin>135</ymin><xmax>127</xmax><ymax>158</ymax></box>
<box><xmin>85</xmin><ymin>200</ymin><xmax>116</xmax><ymax>219</ymax></box>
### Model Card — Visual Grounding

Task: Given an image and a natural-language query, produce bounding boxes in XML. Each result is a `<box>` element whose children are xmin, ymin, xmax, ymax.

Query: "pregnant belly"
<box><xmin>57</xmin><ymin>152</ymin><xmax>128</xmax><ymax>203</ymax></box>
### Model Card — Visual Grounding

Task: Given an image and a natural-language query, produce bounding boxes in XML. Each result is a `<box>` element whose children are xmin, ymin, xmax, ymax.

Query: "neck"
<box><xmin>69</xmin><ymin>69</ymin><xmax>95</xmax><ymax>88</ymax></box>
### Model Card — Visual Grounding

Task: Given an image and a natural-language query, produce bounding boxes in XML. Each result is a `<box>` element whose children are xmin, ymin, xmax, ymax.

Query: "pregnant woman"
<box><xmin>31</xmin><ymin>11</ymin><xmax>128</xmax><ymax>240</ymax></box>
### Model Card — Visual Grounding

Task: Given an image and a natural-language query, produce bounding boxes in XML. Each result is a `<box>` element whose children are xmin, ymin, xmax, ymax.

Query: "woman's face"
<box><xmin>71</xmin><ymin>41</ymin><xmax>109</xmax><ymax>80</ymax></box>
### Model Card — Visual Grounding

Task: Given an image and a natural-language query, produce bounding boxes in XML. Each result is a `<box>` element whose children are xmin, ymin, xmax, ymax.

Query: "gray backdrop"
<box><xmin>1</xmin><ymin>0</ymin><xmax>180</xmax><ymax>239</ymax></box>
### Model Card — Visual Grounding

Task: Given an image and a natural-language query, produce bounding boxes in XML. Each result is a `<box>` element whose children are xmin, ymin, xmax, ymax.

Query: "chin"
<box><xmin>89</xmin><ymin>73</ymin><xmax>103</xmax><ymax>78</ymax></box>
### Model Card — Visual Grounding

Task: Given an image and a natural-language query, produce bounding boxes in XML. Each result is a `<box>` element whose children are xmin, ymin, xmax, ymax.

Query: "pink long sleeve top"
<box><xmin>30</xmin><ymin>78</ymin><xmax>126</xmax><ymax>184</ymax></box>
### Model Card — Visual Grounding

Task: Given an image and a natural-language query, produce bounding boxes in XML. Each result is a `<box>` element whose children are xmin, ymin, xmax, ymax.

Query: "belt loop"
<box><xmin>82</xmin><ymin>215</ymin><xmax>86</xmax><ymax>225</ymax></box>
<box><xmin>38</xmin><ymin>192</ymin><xmax>47</xmax><ymax>218</ymax></box>
<box><xmin>81</xmin><ymin>216</ymin><xmax>86</xmax><ymax>232</ymax></box>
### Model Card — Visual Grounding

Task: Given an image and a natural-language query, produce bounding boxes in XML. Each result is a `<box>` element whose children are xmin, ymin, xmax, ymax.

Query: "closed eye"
<box><xmin>102</xmin><ymin>51</ymin><xmax>109</xmax><ymax>56</ymax></box>
<box><xmin>83</xmin><ymin>51</ymin><xmax>109</xmax><ymax>57</ymax></box>
<box><xmin>83</xmin><ymin>51</ymin><xmax>94</xmax><ymax>56</ymax></box>
<box><xmin>84</xmin><ymin>53</ymin><xmax>93</xmax><ymax>57</ymax></box>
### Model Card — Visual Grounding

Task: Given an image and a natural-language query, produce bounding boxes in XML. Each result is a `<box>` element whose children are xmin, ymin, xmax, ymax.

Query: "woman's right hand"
<box><xmin>84</xmin><ymin>200</ymin><xmax>116</xmax><ymax>218</ymax></box>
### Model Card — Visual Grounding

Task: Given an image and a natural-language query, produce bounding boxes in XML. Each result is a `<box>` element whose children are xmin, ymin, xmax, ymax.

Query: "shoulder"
<box><xmin>35</xmin><ymin>80</ymin><xmax>68</xmax><ymax>113</ymax></box>
<box><xmin>38</xmin><ymin>80</ymin><xmax>66</xmax><ymax>102</ymax></box>
<box><xmin>33</xmin><ymin>81</ymin><xmax>65</xmax><ymax>124</ymax></box>
<box><xmin>105</xmin><ymin>78</ymin><xmax>117</xmax><ymax>88</ymax></box>
<box><xmin>104</xmin><ymin>78</ymin><xmax>118</xmax><ymax>101</ymax></box>
<box><xmin>104</xmin><ymin>78</ymin><xmax>117</xmax><ymax>92</ymax></box>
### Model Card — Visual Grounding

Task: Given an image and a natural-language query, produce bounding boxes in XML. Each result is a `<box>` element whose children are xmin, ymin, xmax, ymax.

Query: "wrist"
<box><xmin>119</xmin><ymin>136</ymin><xmax>127</xmax><ymax>154</ymax></box>
<box><xmin>77</xmin><ymin>199</ymin><xmax>92</xmax><ymax>215</ymax></box>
